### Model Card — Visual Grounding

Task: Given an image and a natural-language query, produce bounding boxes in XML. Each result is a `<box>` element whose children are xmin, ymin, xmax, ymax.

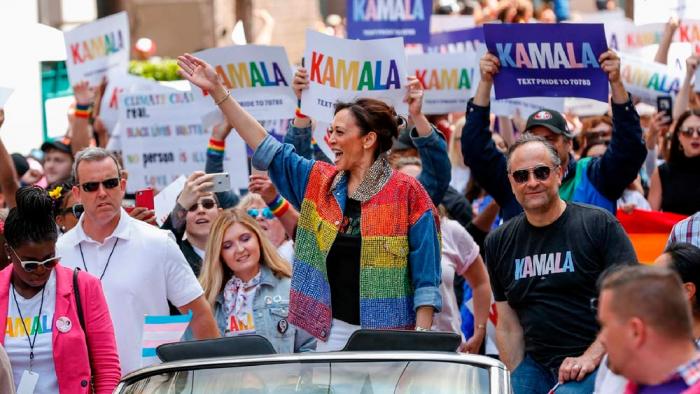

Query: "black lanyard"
<box><xmin>11</xmin><ymin>285</ymin><xmax>46</xmax><ymax>371</ymax></box>
<box><xmin>79</xmin><ymin>238</ymin><xmax>119</xmax><ymax>281</ymax></box>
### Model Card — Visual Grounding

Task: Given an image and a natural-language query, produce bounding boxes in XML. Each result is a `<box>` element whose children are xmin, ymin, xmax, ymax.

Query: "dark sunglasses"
<box><xmin>510</xmin><ymin>165</ymin><xmax>556</xmax><ymax>184</ymax></box>
<box><xmin>79</xmin><ymin>177</ymin><xmax>120</xmax><ymax>192</ymax></box>
<box><xmin>58</xmin><ymin>204</ymin><xmax>84</xmax><ymax>219</ymax></box>
<box><xmin>8</xmin><ymin>246</ymin><xmax>59</xmax><ymax>272</ymax></box>
<box><xmin>247</xmin><ymin>207</ymin><xmax>274</xmax><ymax>220</ymax></box>
<box><xmin>188</xmin><ymin>199</ymin><xmax>217</xmax><ymax>212</ymax></box>
<box><xmin>680</xmin><ymin>127</ymin><xmax>700</xmax><ymax>137</ymax></box>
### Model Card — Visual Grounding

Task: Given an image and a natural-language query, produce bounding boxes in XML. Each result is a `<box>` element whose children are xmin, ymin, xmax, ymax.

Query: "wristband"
<box><xmin>268</xmin><ymin>194</ymin><xmax>290</xmax><ymax>218</ymax></box>
<box><xmin>207</xmin><ymin>138</ymin><xmax>225</xmax><ymax>157</ymax></box>
<box><xmin>295</xmin><ymin>107</ymin><xmax>308</xmax><ymax>119</ymax></box>
<box><xmin>74</xmin><ymin>104</ymin><xmax>91</xmax><ymax>119</ymax></box>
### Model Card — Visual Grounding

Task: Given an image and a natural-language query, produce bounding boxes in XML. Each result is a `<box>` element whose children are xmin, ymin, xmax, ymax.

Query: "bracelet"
<box><xmin>214</xmin><ymin>89</ymin><xmax>231</xmax><ymax>106</ymax></box>
<box><xmin>268</xmin><ymin>194</ymin><xmax>290</xmax><ymax>218</ymax></box>
<box><xmin>207</xmin><ymin>138</ymin><xmax>226</xmax><ymax>156</ymax></box>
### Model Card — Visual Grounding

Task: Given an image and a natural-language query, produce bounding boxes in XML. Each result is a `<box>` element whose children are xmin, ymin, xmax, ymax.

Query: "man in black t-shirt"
<box><xmin>485</xmin><ymin>134</ymin><xmax>637</xmax><ymax>394</ymax></box>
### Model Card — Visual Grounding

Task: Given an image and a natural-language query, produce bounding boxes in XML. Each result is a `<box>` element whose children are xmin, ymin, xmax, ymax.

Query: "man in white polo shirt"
<box><xmin>57</xmin><ymin>148</ymin><xmax>219</xmax><ymax>374</ymax></box>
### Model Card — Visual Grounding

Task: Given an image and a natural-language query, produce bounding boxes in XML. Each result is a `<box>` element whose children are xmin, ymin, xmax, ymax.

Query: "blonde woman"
<box><xmin>198</xmin><ymin>209</ymin><xmax>315</xmax><ymax>353</ymax></box>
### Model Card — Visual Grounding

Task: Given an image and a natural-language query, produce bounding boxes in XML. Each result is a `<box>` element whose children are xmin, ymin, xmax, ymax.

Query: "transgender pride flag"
<box><xmin>141</xmin><ymin>312</ymin><xmax>192</xmax><ymax>368</ymax></box>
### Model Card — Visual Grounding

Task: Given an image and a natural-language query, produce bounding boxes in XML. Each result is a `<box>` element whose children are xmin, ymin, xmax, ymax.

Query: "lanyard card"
<box><xmin>17</xmin><ymin>370</ymin><xmax>39</xmax><ymax>394</ymax></box>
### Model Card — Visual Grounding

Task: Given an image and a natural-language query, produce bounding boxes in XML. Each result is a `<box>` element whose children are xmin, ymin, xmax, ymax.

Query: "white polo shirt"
<box><xmin>56</xmin><ymin>209</ymin><xmax>203</xmax><ymax>375</ymax></box>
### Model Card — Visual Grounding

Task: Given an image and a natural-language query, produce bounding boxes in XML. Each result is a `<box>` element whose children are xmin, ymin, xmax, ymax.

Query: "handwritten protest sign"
<box><xmin>347</xmin><ymin>0</ymin><xmax>432</xmax><ymax>43</ymax></box>
<box><xmin>634</xmin><ymin>0</ymin><xmax>700</xmax><ymax>26</ymax></box>
<box><xmin>491</xmin><ymin>97</ymin><xmax>565</xmax><ymax>117</ymax></box>
<box><xmin>619</xmin><ymin>53</ymin><xmax>684</xmax><ymax>104</ymax></box>
<box><xmin>119</xmin><ymin>91</ymin><xmax>248</xmax><ymax>193</ymax></box>
<box><xmin>483</xmin><ymin>23</ymin><xmax>608</xmax><ymax>102</ymax></box>
<box><xmin>63</xmin><ymin>11</ymin><xmax>129</xmax><ymax>86</ymax></box>
<box><xmin>407</xmin><ymin>52</ymin><xmax>478</xmax><ymax>114</ymax></box>
<box><xmin>301</xmin><ymin>30</ymin><xmax>408</xmax><ymax>123</ymax></box>
<box><xmin>0</xmin><ymin>87</ymin><xmax>13</xmax><ymax>107</ymax></box>
<box><xmin>192</xmin><ymin>45</ymin><xmax>296</xmax><ymax>121</ymax></box>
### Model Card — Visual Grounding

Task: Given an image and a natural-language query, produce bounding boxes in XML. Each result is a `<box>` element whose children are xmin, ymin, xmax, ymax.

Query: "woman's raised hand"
<box><xmin>404</xmin><ymin>76</ymin><xmax>424</xmax><ymax>119</ymax></box>
<box><xmin>177</xmin><ymin>53</ymin><xmax>222</xmax><ymax>93</ymax></box>
<box><xmin>292</xmin><ymin>67</ymin><xmax>309</xmax><ymax>101</ymax></box>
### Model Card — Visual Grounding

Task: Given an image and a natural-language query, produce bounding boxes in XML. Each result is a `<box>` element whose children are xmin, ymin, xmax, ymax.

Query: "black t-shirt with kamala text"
<box><xmin>484</xmin><ymin>203</ymin><xmax>637</xmax><ymax>369</ymax></box>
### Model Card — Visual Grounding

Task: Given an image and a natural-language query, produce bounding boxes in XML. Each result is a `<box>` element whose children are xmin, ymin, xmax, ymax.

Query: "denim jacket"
<box><xmin>188</xmin><ymin>266</ymin><xmax>316</xmax><ymax>353</ymax></box>
<box><xmin>283</xmin><ymin>123</ymin><xmax>451</xmax><ymax>206</ymax></box>
<box><xmin>252</xmin><ymin>136</ymin><xmax>442</xmax><ymax>339</ymax></box>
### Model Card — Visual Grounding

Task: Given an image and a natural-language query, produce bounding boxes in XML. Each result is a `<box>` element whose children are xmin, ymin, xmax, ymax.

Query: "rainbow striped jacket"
<box><xmin>252</xmin><ymin>136</ymin><xmax>442</xmax><ymax>341</ymax></box>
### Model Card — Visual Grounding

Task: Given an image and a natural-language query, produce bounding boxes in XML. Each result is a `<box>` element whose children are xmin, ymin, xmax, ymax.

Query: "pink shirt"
<box><xmin>432</xmin><ymin>218</ymin><xmax>480</xmax><ymax>336</ymax></box>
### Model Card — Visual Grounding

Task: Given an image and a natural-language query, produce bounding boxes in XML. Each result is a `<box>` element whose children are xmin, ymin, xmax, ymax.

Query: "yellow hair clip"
<box><xmin>48</xmin><ymin>186</ymin><xmax>63</xmax><ymax>200</ymax></box>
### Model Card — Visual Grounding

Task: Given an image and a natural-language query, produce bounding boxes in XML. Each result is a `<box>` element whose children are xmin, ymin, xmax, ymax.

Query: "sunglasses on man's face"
<box><xmin>247</xmin><ymin>207</ymin><xmax>275</xmax><ymax>220</ymax></box>
<box><xmin>79</xmin><ymin>177</ymin><xmax>120</xmax><ymax>192</ymax></box>
<box><xmin>510</xmin><ymin>165</ymin><xmax>556</xmax><ymax>184</ymax></box>
<box><xmin>188</xmin><ymin>199</ymin><xmax>217</xmax><ymax>212</ymax></box>
<box><xmin>9</xmin><ymin>247</ymin><xmax>60</xmax><ymax>272</ymax></box>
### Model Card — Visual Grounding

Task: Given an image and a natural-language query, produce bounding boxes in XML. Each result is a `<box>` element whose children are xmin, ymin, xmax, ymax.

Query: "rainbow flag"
<box><xmin>141</xmin><ymin>311</ymin><xmax>192</xmax><ymax>367</ymax></box>
<box><xmin>616</xmin><ymin>209</ymin><xmax>688</xmax><ymax>264</ymax></box>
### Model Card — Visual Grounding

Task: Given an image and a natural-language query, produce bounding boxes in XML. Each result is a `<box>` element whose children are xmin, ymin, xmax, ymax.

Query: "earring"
<box><xmin>60</xmin><ymin>226</ymin><xmax>66</xmax><ymax>233</ymax></box>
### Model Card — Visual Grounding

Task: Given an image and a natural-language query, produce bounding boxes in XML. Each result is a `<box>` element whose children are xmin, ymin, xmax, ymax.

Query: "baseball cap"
<box><xmin>40</xmin><ymin>138</ymin><xmax>72</xmax><ymax>155</ymax></box>
<box><xmin>11</xmin><ymin>153</ymin><xmax>29</xmax><ymax>178</ymax></box>
<box><xmin>525</xmin><ymin>109</ymin><xmax>573</xmax><ymax>139</ymax></box>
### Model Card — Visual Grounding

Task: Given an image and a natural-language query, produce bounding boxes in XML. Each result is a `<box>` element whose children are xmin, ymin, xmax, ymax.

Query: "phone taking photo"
<box><xmin>657</xmin><ymin>96</ymin><xmax>673</xmax><ymax>126</ymax></box>
<box><xmin>135</xmin><ymin>188</ymin><xmax>155</xmax><ymax>210</ymax></box>
<box><xmin>209</xmin><ymin>172</ymin><xmax>231</xmax><ymax>193</ymax></box>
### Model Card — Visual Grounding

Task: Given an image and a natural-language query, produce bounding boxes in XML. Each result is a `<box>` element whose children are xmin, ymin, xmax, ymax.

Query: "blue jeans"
<box><xmin>511</xmin><ymin>354</ymin><xmax>597</xmax><ymax>394</ymax></box>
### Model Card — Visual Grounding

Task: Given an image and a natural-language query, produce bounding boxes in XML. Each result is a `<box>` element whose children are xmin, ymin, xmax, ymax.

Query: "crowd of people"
<box><xmin>0</xmin><ymin>1</ymin><xmax>699</xmax><ymax>394</ymax></box>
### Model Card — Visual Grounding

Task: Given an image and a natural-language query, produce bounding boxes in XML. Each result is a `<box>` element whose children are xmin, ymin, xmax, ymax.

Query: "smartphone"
<box><xmin>135</xmin><ymin>188</ymin><xmax>155</xmax><ymax>210</ymax></box>
<box><xmin>209</xmin><ymin>172</ymin><xmax>231</xmax><ymax>193</ymax></box>
<box><xmin>657</xmin><ymin>96</ymin><xmax>673</xmax><ymax>126</ymax></box>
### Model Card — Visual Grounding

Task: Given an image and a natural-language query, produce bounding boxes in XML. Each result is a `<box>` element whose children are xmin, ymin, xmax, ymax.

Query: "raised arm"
<box><xmin>461</xmin><ymin>53</ymin><xmax>523</xmax><ymax>221</ymax></box>
<box><xmin>654</xmin><ymin>18</ymin><xmax>679</xmax><ymax>65</ymax></box>
<box><xmin>284</xmin><ymin>67</ymin><xmax>331</xmax><ymax>163</ymax></box>
<box><xmin>673</xmin><ymin>55</ymin><xmax>698</xmax><ymax>119</ymax></box>
<box><xmin>0</xmin><ymin>109</ymin><xmax>18</xmax><ymax>208</ymax></box>
<box><xmin>70</xmin><ymin>81</ymin><xmax>95</xmax><ymax>155</ymax></box>
<box><xmin>179</xmin><ymin>54</ymin><xmax>315</xmax><ymax>208</ymax></box>
<box><xmin>178</xmin><ymin>54</ymin><xmax>268</xmax><ymax>150</ymax></box>
<box><xmin>587</xmin><ymin>50</ymin><xmax>647</xmax><ymax>202</ymax></box>
<box><xmin>205</xmin><ymin>119</ymin><xmax>239</xmax><ymax>208</ymax></box>
<box><xmin>405</xmin><ymin>76</ymin><xmax>451</xmax><ymax>205</ymax></box>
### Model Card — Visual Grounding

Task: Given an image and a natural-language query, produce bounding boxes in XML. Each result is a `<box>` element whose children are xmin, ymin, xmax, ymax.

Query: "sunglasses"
<box><xmin>58</xmin><ymin>204</ymin><xmax>84</xmax><ymax>219</ymax></box>
<box><xmin>79</xmin><ymin>177</ymin><xmax>120</xmax><ymax>192</ymax></box>
<box><xmin>510</xmin><ymin>165</ymin><xmax>556</xmax><ymax>184</ymax></box>
<box><xmin>188</xmin><ymin>199</ymin><xmax>217</xmax><ymax>212</ymax></box>
<box><xmin>680</xmin><ymin>127</ymin><xmax>700</xmax><ymax>137</ymax></box>
<box><xmin>247</xmin><ymin>208</ymin><xmax>274</xmax><ymax>220</ymax></box>
<box><xmin>8</xmin><ymin>247</ymin><xmax>60</xmax><ymax>272</ymax></box>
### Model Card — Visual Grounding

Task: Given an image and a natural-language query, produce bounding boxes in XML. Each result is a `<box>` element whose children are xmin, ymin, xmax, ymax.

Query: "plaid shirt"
<box><xmin>668</xmin><ymin>212</ymin><xmax>700</xmax><ymax>249</ymax></box>
<box><xmin>624</xmin><ymin>352</ymin><xmax>700</xmax><ymax>393</ymax></box>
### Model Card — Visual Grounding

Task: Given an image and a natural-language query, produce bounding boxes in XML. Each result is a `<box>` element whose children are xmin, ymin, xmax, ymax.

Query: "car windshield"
<box><xmin>119</xmin><ymin>360</ymin><xmax>490</xmax><ymax>393</ymax></box>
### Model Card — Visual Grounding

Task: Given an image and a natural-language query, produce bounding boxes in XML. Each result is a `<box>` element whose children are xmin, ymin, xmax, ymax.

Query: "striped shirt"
<box><xmin>668</xmin><ymin>212</ymin><xmax>700</xmax><ymax>248</ymax></box>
